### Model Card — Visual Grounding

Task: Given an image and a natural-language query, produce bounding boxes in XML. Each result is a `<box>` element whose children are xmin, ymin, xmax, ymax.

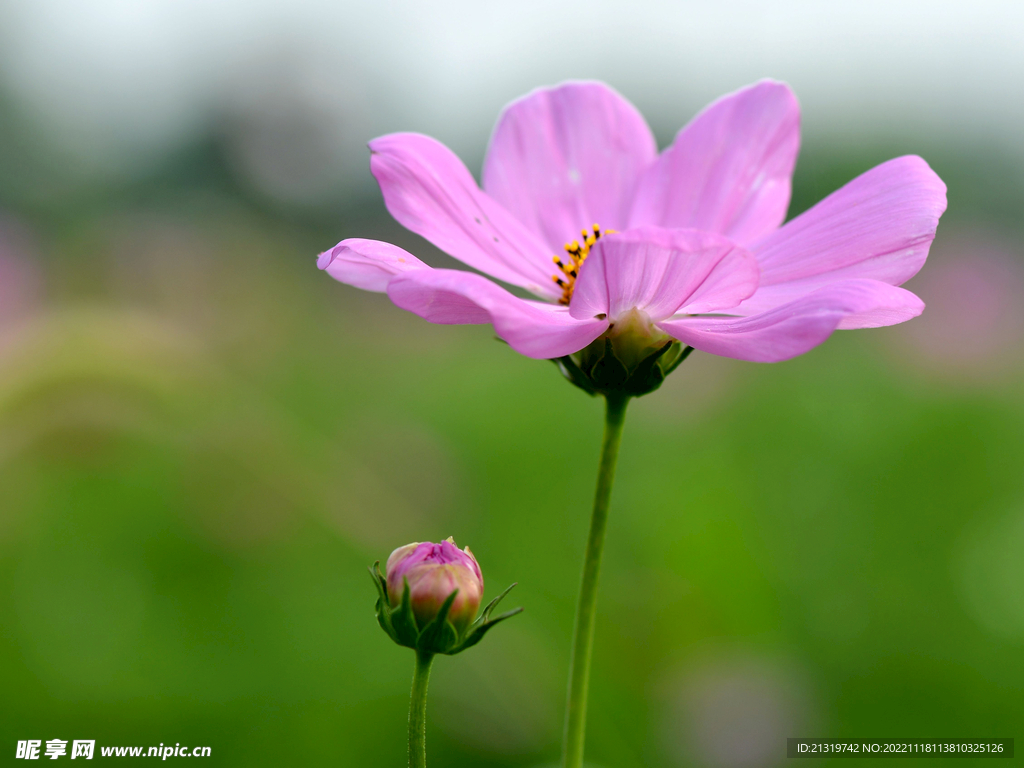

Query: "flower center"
<box><xmin>552</xmin><ymin>224</ymin><xmax>615</xmax><ymax>305</ymax></box>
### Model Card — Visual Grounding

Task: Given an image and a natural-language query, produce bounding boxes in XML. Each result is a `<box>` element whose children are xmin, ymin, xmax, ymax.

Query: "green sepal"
<box><xmin>552</xmin><ymin>355</ymin><xmax>598</xmax><ymax>396</ymax></box>
<box><xmin>551</xmin><ymin>337</ymin><xmax>695</xmax><ymax>398</ymax></box>
<box><xmin>623</xmin><ymin>341</ymin><xmax>673</xmax><ymax>395</ymax></box>
<box><xmin>368</xmin><ymin>568</ymin><xmax>522</xmax><ymax>656</ymax></box>
<box><xmin>588</xmin><ymin>338</ymin><xmax>629</xmax><ymax>389</ymax></box>
<box><xmin>661</xmin><ymin>344</ymin><xmax>694</xmax><ymax>377</ymax></box>
<box><xmin>390</xmin><ymin>579</ymin><xmax>420</xmax><ymax>648</ymax></box>
<box><xmin>416</xmin><ymin>589</ymin><xmax>460</xmax><ymax>654</ymax></box>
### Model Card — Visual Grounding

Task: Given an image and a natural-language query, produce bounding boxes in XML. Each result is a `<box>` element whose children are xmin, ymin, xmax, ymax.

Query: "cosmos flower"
<box><xmin>319</xmin><ymin>80</ymin><xmax>946</xmax><ymax>364</ymax></box>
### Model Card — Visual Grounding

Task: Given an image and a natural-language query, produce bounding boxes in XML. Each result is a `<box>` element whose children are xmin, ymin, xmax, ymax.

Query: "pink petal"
<box><xmin>569</xmin><ymin>227</ymin><xmax>758</xmax><ymax>323</ymax></box>
<box><xmin>629</xmin><ymin>80</ymin><xmax>800</xmax><ymax>245</ymax></box>
<box><xmin>482</xmin><ymin>81</ymin><xmax>657</xmax><ymax>254</ymax></box>
<box><xmin>739</xmin><ymin>155</ymin><xmax>947</xmax><ymax>315</ymax></box>
<box><xmin>370</xmin><ymin>132</ymin><xmax>560</xmax><ymax>299</ymax></box>
<box><xmin>658</xmin><ymin>279</ymin><xmax>923</xmax><ymax>362</ymax></box>
<box><xmin>317</xmin><ymin>238</ymin><xmax>428</xmax><ymax>292</ymax></box>
<box><xmin>387</xmin><ymin>269</ymin><xmax>607</xmax><ymax>359</ymax></box>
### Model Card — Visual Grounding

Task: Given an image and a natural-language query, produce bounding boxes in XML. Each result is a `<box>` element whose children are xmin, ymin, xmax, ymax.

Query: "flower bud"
<box><xmin>386</xmin><ymin>537</ymin><xmax>484</xmax><ymax>635</ymax></box>
<box><xmin>369</xmin><ymin>537</ymin><xmax>520</xmax><ymax>655</ymax></box>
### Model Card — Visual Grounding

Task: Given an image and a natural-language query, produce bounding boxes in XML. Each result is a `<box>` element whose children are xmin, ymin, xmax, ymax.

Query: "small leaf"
<box><xmin>375</xmin><ymin>599</ymin><xmax>398</xmax><ymax>641</ymax></box>
<box><xmin>475</xmin><ymin>582</ymin><xmax>518</xmax><ymax>626</ymax></box>
<box><xmin>450</xmin><ymin>606</ymin><xmax>524</xmax><ymax>654</ymax></box>
<box><xmin>486</xmin><ymin>607</ymin><xmax>525</xmax><ymax>625</ymax></box>
<box><xmin>374</xmin><ymin>562</ymin><xmax>389</xmax><ymax>598</ymax></box>
<box><xmin>368</xmin><ymin>564</ymin><xmax>398</xmax><ymax>641</ymax></box>
<box><xmin>368</xmin><ymin>563</ymin><xmax>389</xmax><ymax>607</ymax></box>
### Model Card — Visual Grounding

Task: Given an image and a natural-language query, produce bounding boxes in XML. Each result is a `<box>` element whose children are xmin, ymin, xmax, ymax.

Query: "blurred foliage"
<box><xmin>0</xmin><ymin>88</ymin><xmax>1023</xmax><ymax>767</ymax></box>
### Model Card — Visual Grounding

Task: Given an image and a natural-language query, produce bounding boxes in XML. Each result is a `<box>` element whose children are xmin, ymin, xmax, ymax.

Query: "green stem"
<box><xmin>408</xmin><ymin>650</ymin><xmax>434</xmax><ymax>768</ymax></box>
<box><xmin>562</xmin><ymin>393</ymin><xmax>630</xmax><ymax>768</ymax></box>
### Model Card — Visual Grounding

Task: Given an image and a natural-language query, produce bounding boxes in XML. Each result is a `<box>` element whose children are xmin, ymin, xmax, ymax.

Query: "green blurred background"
<box><xmin>1</xmin><ymin>2</ymin><xmax>1022</xmax><ymax>766</ymax></box>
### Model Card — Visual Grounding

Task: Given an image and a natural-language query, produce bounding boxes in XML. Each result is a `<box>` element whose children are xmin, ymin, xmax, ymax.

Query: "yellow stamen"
<box><xmin>551</xmin><ymin>224</ymin><xmax>616</xmax><ymax>305</ymax></box>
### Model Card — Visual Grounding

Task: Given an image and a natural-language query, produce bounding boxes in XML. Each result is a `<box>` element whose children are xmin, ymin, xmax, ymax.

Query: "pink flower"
<box><xmin>319</xmin><ymin>80</ymin><xmax>946</xmax><ymax>364</ymax></box>
<box><xmin>386</xmin><ymin>538</ymin><xmax>484</xmax><ymax>634</ymax></box>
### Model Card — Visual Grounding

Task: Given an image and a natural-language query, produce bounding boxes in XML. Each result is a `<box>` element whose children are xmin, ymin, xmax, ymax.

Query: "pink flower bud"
<box><xmin>386</xmin><ymin>537</ymin><xmax>484</xmax><ymax>634</ymax></box>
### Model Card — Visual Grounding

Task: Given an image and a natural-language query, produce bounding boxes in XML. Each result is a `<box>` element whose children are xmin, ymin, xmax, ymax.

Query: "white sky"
<box><xmin>1</xmin><ymin>0</ymin><xmax>1021</xmax><ymax>190</ymax></box>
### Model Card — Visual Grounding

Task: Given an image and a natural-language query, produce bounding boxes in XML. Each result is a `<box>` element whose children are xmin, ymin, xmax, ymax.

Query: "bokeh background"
<box><xmin>1</xmin><ymin>1</ymin><xmax>1022</xmax><ymax>765</ymax></box>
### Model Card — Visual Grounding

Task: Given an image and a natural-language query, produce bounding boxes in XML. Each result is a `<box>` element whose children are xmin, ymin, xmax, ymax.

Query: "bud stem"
<box><xmin>562</xmin><ymin>393</ymin><xmax>630</xmax><ymax>768</ymax></box>
<box><xmin>408</xmin><ymin>650</ymin><xmax>434</xmax><ymax>768</ymax></box>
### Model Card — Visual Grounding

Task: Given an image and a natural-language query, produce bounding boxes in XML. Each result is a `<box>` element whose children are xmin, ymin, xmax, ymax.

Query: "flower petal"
<box><xmin>317</xmin><ymin>238</ymin><xmax>428</xmax><ymax>292</ymax></box>
<box><xmin>569</xmin><ymin>227</ymin><xmax>758</xmax><ymax>323</ymax></box>
<box><xmin>738</xmin><ymin>155</ymin><xmax>947</xmax><ymax>315</ymax></box>
<box><xmin>370</xmin><ymin>132</ymin><xmax>560</xmax><ymax>298</ymax></box>
<box><xmin>629</xmin><ymin>80</ymin><xmax>800</xmax><ymax>245</ymax></box>
<box><xmin>387</xmin><ymin>269</ymin><xmax>607</xmax><ymax>359</ymax></box>
<box><xmin>482</xmin><ymin>81</ymin><xmax>657</xmax><ymax>253</ymax></box>
<box><xmin>658</xmin><ymin>279</ymin><xmax>923</xmax><ymax>362</ymax></box>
